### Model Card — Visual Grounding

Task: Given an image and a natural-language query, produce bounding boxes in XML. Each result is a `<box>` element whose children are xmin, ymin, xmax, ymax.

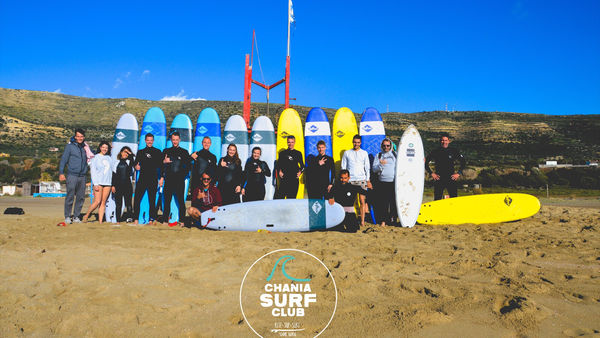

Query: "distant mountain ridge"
<box><xmin>0</xmin><ymin>87</ymin><xmax>598</xmax><ymax>166</ymax></box>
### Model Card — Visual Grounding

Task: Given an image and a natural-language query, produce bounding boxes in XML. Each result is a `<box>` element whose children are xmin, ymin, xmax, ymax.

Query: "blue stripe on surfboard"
<box><xmin>308</xmin><ymin>199</ymin><xmax>327</xmax><ymax>231</ymax></box>
<box><xmin>113</xmin><ymin>128</ymin><xmax>139</xmax><ymax>144</ymax></box>
<box><xmin>250</xmin><ymin>130</ymin><xmax>276</xmax><ymax>145</ymax></box>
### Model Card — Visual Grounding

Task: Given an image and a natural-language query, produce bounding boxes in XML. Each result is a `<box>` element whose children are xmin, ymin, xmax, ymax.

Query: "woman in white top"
<box><xmin>83</xmin><ymin>141</ymin><xmax>112</xmax><ymax>223</ymax></box>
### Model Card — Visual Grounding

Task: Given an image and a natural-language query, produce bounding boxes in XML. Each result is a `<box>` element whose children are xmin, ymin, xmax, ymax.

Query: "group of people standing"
<box><xmin>60</xmin><ymin>128</ymin><xmax>465</xmax><ymax>230</ymax></box>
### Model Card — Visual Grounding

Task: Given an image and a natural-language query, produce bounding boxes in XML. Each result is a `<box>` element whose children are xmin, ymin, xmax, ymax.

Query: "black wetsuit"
<box><xmin>162</xmin><ymin>146</ymin><xmax>193</xmax><ymax>222</ymax></box>
<box><xmin>425</xmin><ymin>146</ymin><xmax>466</xmax><ymax>200</ymax></box>
<box><xmin>274</xmin><ymin>149</ymin><xmax>304</xmax><ymax>199</ymax></box>
<box><xmin>306</xmin><ymin>154</ymin><xmax>335</xmax><ymax>199</ymax></box>
<box><xmin>191</xmin><ymin>149</ymin><xmax>217</xmax><ymax>191</ymax></box>
<box><xmin>216</xmin><ymin>156</ymin><xmax>243</xmax><ymax>205</ymax></box>
<box><xmin>326</xmin><ymin>182</ymin><xmax>367</xmax><ymax>233</ymax></box>
<box><xmin>242</xmin><ymin>158</ymin><xmax>271</xmax><ymax>201</ymax></box>
<box><xmin>133</xmin><ymin>146</ymin><xmax>163</xmax><ymax>221</ymax></box>
<box><xmin>112</xmin><ymin>156</ymin><xmax>134</xmax><ymax>222</ymax></box>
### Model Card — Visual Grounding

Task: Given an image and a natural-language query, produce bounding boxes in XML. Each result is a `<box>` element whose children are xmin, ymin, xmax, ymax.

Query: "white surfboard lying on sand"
<box><xmin>200</xmin><ymin>199</ymin><xmax>345</xmax><ymax>232</ymax></box>
<box><xmin>394</xmin><ymin>124</ymin><xmax>425</xmax><ymax>228</ymax></box>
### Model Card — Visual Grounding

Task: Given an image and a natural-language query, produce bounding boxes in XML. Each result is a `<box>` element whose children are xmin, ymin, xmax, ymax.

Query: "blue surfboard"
<box><xmin>360</xmin><ymin>107</ymin><xmax>386</xmax><ymax>224</ymax></box>
<box><xmin>304</xmin><ymin>107</ymin><xmax>333</xmax><ymax>162</ymax></box>
<box><xmin>165</xmin><ymin>113</ymin><xmax>194</xmax><ymax>223</ymax></box>
<box><xmin>193</xmin><ymin>107</ymin><xmax>221</xmax><ymax>159</ymax></box>
<box><xmin>137</xmin><ymin>107</ymin><xmax>167</xmax><ymax>224</ymax></box>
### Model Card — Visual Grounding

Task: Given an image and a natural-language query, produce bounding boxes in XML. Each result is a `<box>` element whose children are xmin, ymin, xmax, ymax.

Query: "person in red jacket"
<box><xmin>187</xmin><ymin>172</ymin><xmax>222</xmax><ymax>225</ymax></box>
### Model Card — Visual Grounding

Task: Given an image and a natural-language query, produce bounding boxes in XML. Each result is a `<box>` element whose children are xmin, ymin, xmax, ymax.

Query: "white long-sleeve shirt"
<box><xmin>341</xmin><ymin>148</ymin><xmax>370</xmax><ymax>181</ymax></box>
<box><xmin>89</xmin><ymin>154</ymin><xmax>113</xmax><ymax>186</ymax></box>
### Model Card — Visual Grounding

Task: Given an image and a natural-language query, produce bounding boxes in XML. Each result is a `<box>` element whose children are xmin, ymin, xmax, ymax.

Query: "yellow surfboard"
<box><xmin>417</xmin><ymin>193</ymin><xmax>541</xmax><ymax>225</ymax></box>
<box><xmin>276</xmin><ymin>108</ymin><xmax>305</xmax><ymax>199</ymax></box>
<box><xmin>332</xmin><ymin>107</ymin><xmax>358</xmax><ymax>173</ymax></box>
<box><xmin>332</xmin><ymin>107</ymin><xmax>360</xmax><ymax>214</ymax></box>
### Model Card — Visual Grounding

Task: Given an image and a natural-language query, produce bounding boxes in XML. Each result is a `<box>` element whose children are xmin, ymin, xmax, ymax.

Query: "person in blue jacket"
<box><xmin>59</xmin><ymin>129</ymin><xmax>89</xmax><ymax>224</ymax></box>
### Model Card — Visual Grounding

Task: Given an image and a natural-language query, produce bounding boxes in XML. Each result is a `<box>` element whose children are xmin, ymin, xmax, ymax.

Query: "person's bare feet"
<box><xmin>82</xmin><ymin>215</ymin><xmax>89</xmax><ymax>223</ymax></box>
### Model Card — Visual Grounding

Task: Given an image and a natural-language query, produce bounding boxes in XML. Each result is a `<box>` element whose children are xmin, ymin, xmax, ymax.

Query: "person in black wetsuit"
<box><xmin>241</xmin><ymin>147</ymin><xmax>272</xmax><ymax>201</ymax></box>
<box><xmin>425</xmin><ymin>133</ymin><xmax>466</xmax><ymax>200</ymax></box>
<box><xmin>133</xmin><ymin>133</ymin><xmax>163</xmax><ymax>224</ymax></box>
<box><xmin>274</xmin><ymin>135</ymin><xmax>305</xmax><ymax>199</ymax></box>
<box><xmin>326</xmin><ymin>169</ymin><xmax>367</xmax><ymax>233</ymax></box>
<box><xmin>160</xmin><ymin>132</ymin><xmax>193</xmax><ymax>225</ymax></box>
<box><xmin>112</xmin><ymin>146</ymin><xmax>135</xmax><ymax>223</ymax></box>
<box><xmin>190</xmin><ymin>136</ymin><xmax>217</xmax><ymax>191</ymax></box>
<box><xmin>306</xmin><ymin>140</ymin><xmax>335</xmax><ymax>199</ymax></box>
<box><xmin>216</xmin><ymin>143</ymin><xmax>243</xmax><ymax>205</ymax></box>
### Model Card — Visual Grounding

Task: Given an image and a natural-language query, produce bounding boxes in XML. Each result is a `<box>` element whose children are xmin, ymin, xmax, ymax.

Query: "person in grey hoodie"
<box><xmin>83</xmin><ymin>141</ymin><xmax>113</xmax><ymax>223</ymax></box>
<box><xmin>59</xmin><ymin>129</ymin><xmax>89</xmax><ymax>224</ymax></box>
<box><xmin>371</xmin><ymin>137</ymin><xmax>397</xmax><ymax>226</ymax></box>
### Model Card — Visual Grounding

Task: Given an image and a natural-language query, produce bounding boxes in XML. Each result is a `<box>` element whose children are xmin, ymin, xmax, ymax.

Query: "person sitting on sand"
<box><xmin>326</xmin><ymin>169</ymin><xmax>367</xmax><ymax>233</ymax></box>
<box><xmin>83</xmin><ymin>141</ymin><xmax>112</xmax><ymax>223</ymax></box>
<box><xmin>187</xmin><ymin>172</ymin><xmax>222</xmax><ymax>226</ymax></box>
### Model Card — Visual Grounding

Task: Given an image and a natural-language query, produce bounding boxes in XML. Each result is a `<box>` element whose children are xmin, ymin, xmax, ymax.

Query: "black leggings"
<box><xmin>375</xmin><ymin>181</ymin><xmax>396</xmax><ymax>224</ymax></box>
<box><xmin>113</xmin><ymin>181</ymin><xmax>133</xmax><ymax>222</ymax></box>
<box><xmin>134</xmin><ymin>177</ymin><xmax>158</xmax><ymax>221</ymax></box>
<box><xmin>163</xmin><ymin>177</ymin><xmax>186</xmax><ymax>222</ymax></box>
<box><xmin>275</xmin><ymin>178</ymin><xmax>299</xmax><ymax>199</ymax></box>
<box><xmin>219</xmin><ymin>182</ymin><xmax>241</xmax><ymax>205</ymax></box>
<box><xmin>434</xmin><ymin>177</ymin><xmax>458</xmax><ymax>200</ymax></box>
<box><xmin>243</xmin><ymin>184</ymin><xmax>265</xmax><ymax>202</ymax></box>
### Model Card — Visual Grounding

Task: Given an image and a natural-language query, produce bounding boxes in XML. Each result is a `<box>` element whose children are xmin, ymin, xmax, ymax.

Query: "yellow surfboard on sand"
<box><xmin>417</xmin><ymin>193</ymin><xmax>541</xmax><ymax>225</ymax></box>
<box><xmin>332</xmin><ymin>107</ymin><xmax>360</xmax><ymax>214</ymax></box>
<box><xmin>276</xmin><ymin>108</ymin><xmax>305</xmax><ymax>199</ymax></box>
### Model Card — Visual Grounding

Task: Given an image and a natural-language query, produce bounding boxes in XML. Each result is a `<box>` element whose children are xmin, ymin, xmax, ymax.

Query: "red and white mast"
<box><xmin>242</xmin><ymin>0</ymin><xmax>293</xmax><ymax>129</ymax></box>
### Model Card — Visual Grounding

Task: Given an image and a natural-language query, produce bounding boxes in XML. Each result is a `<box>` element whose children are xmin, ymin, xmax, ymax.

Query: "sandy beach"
<box><xmin>1</xmin><ymin>196</ymin><xmax>599</xmax><ymax>337</ymax></box>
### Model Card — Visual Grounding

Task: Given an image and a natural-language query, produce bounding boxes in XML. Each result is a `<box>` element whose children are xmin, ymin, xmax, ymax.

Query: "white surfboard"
<box><xmin>394</xmin><ymin>124</ymin><xmax>425</xmax><ymax>228</ymax></box>
<box><xmin>222</xmin><ymin>115</ymin><xmax>249</xmax><ymax>167</ymax></box>
<box><xmin>250</xmin><ymin>116</ymin><xmax>276</xmax><ymax>200</ymax></box>
<box><xmin>200</xmin><ymin>199</ymin><xmax>345</xmax><ymax>232</ymax></box>
<box><xmin>106</xmin><ymin>113</ymin><xmax>138</xmax><ymax>223</ymax></box>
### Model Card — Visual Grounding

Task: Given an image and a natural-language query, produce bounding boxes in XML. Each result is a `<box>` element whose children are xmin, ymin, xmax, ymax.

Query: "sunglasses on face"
<box><xmin>202</xmin><ymin>178</ymin><xmax>211</xmax><ymax>181</ymax></box>
<box><xmin>383</xmin><ymin>144</ymin><xmax>391</xmax><ymax>148</ymax></box>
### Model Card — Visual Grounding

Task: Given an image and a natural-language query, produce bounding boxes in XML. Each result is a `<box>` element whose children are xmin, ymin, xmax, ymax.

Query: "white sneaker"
<box><xmin>65</xmin><ymin>217</ymin><xmax>72</xmax><ymax>224</ymax></box>
<box><xmin>72</xmin><ymin>217</ymin><xmax>82</xmax><ymax>223</ymax></box>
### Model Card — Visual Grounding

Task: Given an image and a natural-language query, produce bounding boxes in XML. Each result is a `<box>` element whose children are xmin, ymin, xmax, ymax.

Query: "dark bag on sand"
<box><xmin>4</xmin><ymin>207</ymin><xmax>25</xmax><ymax>215</ymax></box>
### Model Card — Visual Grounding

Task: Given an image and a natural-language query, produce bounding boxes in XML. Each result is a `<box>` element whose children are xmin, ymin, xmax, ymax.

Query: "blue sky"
<box><xmin>1</xmin><ymin>0</ymin><xmax>599</xmax><ymax>115</ymax></box>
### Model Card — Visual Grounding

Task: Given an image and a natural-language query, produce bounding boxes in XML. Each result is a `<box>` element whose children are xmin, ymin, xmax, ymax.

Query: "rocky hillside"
<box><xmin>0</xmin><ymin>87</ymin><xmax>598</xmax><ymax>166</ymax></box>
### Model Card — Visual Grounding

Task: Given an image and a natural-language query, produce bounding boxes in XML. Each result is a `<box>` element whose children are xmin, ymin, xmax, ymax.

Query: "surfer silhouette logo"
<box><xmin>311</xmin><ymin>201</ymin><xmax>322</xmax><ymax>215</ymax></box>
<box><xmin>266</xmin><ymin>255</ymin><xmax>311</xmax><ymax>282</ymax></box>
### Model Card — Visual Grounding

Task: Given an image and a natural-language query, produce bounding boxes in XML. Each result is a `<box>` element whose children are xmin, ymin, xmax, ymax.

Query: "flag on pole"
<box><xmin>289</xmin><ymin>0</ymin><xmax>295</xmax><ymax>24</ymax></box>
